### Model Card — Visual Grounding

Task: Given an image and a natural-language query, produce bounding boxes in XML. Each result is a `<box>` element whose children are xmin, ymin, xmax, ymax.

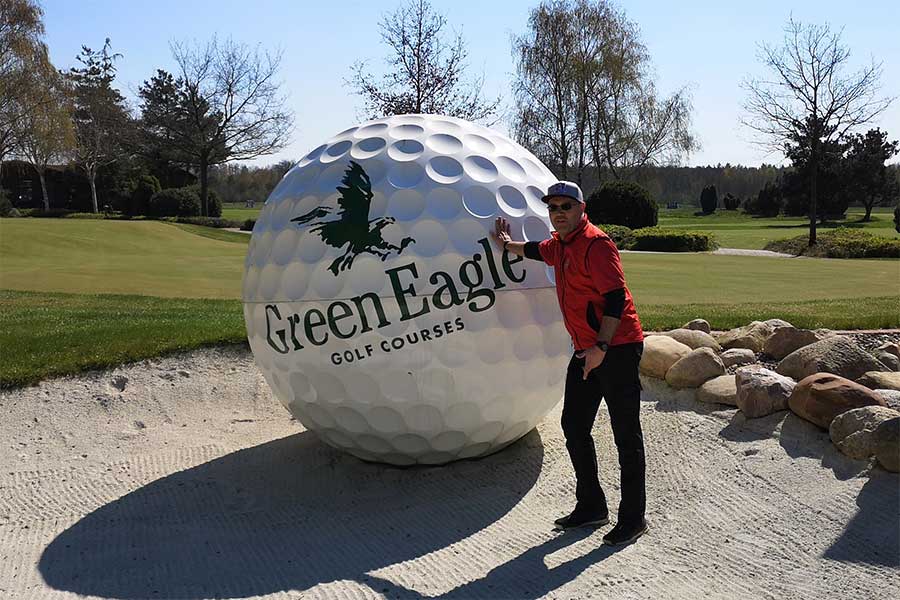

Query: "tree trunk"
<box><xmin>38</xmin><ymin>170</ymin><xmax>49</xmax><ymax>211</ymax></box>
<box><xmin>199</xmin><ymin>155</ymin><xmax>209</xmax><ymax>217</ymax></box>
<box><xmin>808</xmin><ymin>146</ymin><xmax>818</xmax><ymax>247</ymax></box>
<box><xmin>863</xmin><ymin>202</ymin><xmax>873</xmax><ymax>222</ymax></box>
<box><xmin>89</xmin><ymin>176</ymin><xmax>99</xmax><ymax>214</ymax></box>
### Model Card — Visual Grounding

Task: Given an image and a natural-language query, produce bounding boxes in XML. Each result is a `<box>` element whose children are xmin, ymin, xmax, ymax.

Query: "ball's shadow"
<box><xmin>39</xmin><ymin>429</ymin><xmax>545</xmax><ymax>599</ymax></box>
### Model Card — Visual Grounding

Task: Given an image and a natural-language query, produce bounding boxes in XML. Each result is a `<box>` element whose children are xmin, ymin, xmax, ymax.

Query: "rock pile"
<box><xmin>641</xmin><ymin>319</ymin><xmax>900</xmax><ymax>472</ymax></box>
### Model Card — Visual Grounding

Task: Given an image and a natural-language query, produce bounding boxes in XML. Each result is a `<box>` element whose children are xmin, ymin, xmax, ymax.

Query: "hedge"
<box><xmin>627</xmin><ymin>227</ymin><xmax>719</xmax><ymax>252</ymax></box>
<box><xmin>765</xmin><ymin>228</ymin><xmax>900</xmax><ymax>258</ymax></box>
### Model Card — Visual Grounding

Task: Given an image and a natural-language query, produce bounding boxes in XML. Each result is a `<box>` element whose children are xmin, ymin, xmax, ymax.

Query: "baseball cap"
<box><xmin>541</xmin><ymin>180</ymin><xmax>584</xmax><ymax>204</ymax></box>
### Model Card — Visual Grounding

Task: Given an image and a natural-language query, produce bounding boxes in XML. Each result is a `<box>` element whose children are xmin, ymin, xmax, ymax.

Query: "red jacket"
<box><xmin>538</xmin><ymin>215</ymin><xmax>644</xmax><ymax>350</ymax></box>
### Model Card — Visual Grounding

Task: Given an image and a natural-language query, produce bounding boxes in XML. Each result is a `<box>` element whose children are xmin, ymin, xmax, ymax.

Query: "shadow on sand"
<box><xmin>40</xmin><ymin>429</ymin><xmax>545</xmax><ymax>599</ymax></box>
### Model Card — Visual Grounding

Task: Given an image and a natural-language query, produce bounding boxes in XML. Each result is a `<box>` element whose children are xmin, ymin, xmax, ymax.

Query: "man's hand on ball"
<box><xmin>492</xmin><ymin>217</ymin><xmax>512</xmax><ymax>249</ymax></box>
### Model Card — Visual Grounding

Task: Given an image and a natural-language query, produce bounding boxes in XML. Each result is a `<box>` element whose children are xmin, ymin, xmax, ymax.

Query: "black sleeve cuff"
<box><xmin>523</xmin><ymin>241</ymin><xmax>543</xmax><ymax>261</ymax></box>
<box><xmin>602</xmin><ymin>288</ymin><xmax>625</xmax><ymax>318</ymax></box>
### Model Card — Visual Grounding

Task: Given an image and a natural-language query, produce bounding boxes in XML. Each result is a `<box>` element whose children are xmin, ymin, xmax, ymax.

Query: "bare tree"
<box><xmin>742</xmin><ymin>18</ymin><xmax>894</xmax><ymax>245</ymax></box>
<box><xmin>139</xmin><ymin>37</ymin><xmax>293</xmax><ymax>216</ymax></box>
<box><xmin>513</xmin><ymin>0</ymin><xmax>696</xmax><ymax>184</ymax></box>
<box><xmin>348</xmin><ymin>0</ymin><xmax>500</xmax><ymax>122</ymax></box>
<box><xmin>68</xmin><ymin>39</ymin><xmax>131</xmax><ymax>213</ymax></box>
<box><xmin>0</xmin><ymin>0</ymin><xmax>48</xmax><ymax>183</ymax></box>
<box><xmin>512</xmin><ymin>0</ymin><xmax>578</xmax><ymax>178</ymax></box>
<box><xmin>15</xmin><ymin>66</ymin><xmax>75</xmax><ymax>210</ymax></box>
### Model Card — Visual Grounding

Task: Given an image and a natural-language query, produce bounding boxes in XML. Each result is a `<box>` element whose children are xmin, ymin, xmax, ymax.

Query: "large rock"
<box><xmin>776</xmin><ymin>336</ymin><xmax>890</xmax><ymax>381</ymax></box>
<box><xmin>665</xmin><ymin>348</ymin><xmax>726</xmax><ymax>388</ymax></box>
<box><xmin>697</xmin><ymin>375</ymin><xmax>738</xmax><ymax>406</ymax></box>
<box><xmin>763</xmin><ymin>327</ymin><xmax>834</xmax><ymax>360</ymax></box>
<box><xmin>640</xmin><ymin>335</ymin><xmax>692</xmax><ymax>379</ymax></box>
<box><xmin>735</xmin><ymin>366</ymin><xmax>795</xmax><ymax>418</ymax></box>
<box><xmin>788</xmin><ymin>373</ymin><xmax>886</xmax><ymax>429</ymax></box>
<box><xmin>873</xmin><ymin>417</ymin><xmax>900</xmax><ymax>472</ymax></box>
<box><xmin>829</xmin><ymin>406</ymin><xmax>900</xmax><ymax>460</ymax></box>
<box><xmin>875</xmin><ymin>389</ymin><xmax>900</xmax><ymax>412</ymax></box>
<box><xmin>876</xmin><ymin>352</ymin><xmax>900</xmax><ymax>371</ymax></box>
<box><xmin>875</xmin><ymin>341</ymin><xmax>900</xmax><ymax>360</ymax></box>
<box><xmin>721</xmin><ymin>348</ymin><xmax>756</xmax><ymax>368</ymax></box>
<box><xmin>683</xmin><ymin>318</ymin><xmax>711</xmax><ymax>334</ymax></box>
<box><xmin>654</xmin><ymin>329</ymin><xmax>722</xmax><ymax>352</ymax></box>
<box><xmin>857</xmin><ymin>371</ymin><xmax>900</xmax><ymax>392</ymax></box>
<box><xmin>716</xmin><ymin>320</ymin><xmax>787</xmax><ymax>353</ymax></box>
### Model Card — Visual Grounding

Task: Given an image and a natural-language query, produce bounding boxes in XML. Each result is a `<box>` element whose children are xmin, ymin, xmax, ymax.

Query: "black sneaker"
<box><xmin>553</xmin><ymin>509</ymin><xmax>609</xmax><ymax>529</ymax></box>
<box><xmin>602</xmin><ymin>518</ymin><xmax>648</xmax><ymax>545</ymax></box>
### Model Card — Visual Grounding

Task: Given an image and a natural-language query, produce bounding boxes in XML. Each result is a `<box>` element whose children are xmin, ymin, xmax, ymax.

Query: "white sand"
<box><xmin>1</xmin><ymin>345</ymin><xmax>897</xmax><ymax>599</ymax></box>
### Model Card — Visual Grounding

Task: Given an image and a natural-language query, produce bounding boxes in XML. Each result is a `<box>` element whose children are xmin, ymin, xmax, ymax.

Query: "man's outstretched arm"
<box><xmin>491</xmin><ymin>217</ymin><xmax>543</xmax><ymax>260</ymax></box>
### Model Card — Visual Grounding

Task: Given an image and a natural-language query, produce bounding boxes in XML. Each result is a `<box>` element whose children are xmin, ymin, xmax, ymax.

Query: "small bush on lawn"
<box><xmin>586</xmin><ymin>181</ymin><xmax>658</xmax><ymax>229</ymax></box>
<box><xmin>22</xmin><ymin>208</ymin><xmax>74</xmax><ymax>218</ymax></box>
<box><xmin>184</xmin><ymin>185</ymin><xmax>222</xmax><ymax>217</ymax></box>
<box><xmin>596</xmin><ymin>223</ymin><xmax>633</xmax><ymax>248</ymax></box>
<box><xmin>0</xmin><ymin>190</ymin><xmax>17</xmax><ymax>217</ymax></box>
<box><xmin>765</xmin><ymin>228</ymin><xmax>900</xmax><ymax>258</ymax></box>
<box><xmin>148</xmin><ymin>188</ymin><xmax>200</xmax><ymax>217</ymax></box>
<box><xmin>129</xmin><ymin>174</ymin><xmax>161</xmax><ymax>216</ymax></box>
<box><xmin>241</xmin><ymin>218</ymin><xmax>256</xmax><ymax>231</ymax></box>
<box><xmin>628</xmin><ymin>227</ymin><xmax>719</xmax><ymax>252</ymax></box>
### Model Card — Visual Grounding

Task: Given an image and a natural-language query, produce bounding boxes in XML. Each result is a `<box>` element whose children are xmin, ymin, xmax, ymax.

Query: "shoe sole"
<box><xmin>554</xmin><ymin>517</ymin><xmax>610</xmax><ymax>530</ymax></box>
<box><xmin>602</xmin><ymin>523</ymin><xmax>648</xmax><ymax>546</ymax></box>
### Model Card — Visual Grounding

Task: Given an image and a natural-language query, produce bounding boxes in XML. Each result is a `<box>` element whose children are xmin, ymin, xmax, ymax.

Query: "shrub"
<box><xmin>628</xmin><ymin>227</ymin><xmax>718</xmax><ymax>252</ymax></box>
<box><xmin>22</xmin><ymin>208</ymin><xmax>74</xmax><ymax>218</ymax></box>
<box><xmin>148</xmin><ymin>188</ymin><xmax>200</xmax><ymax>217</ymax></box>
<box><xmin>744</xmin><ymin>181</ymin><xmax>782</xmax><ymax>217</ymax></box>
<box><xmin>129</xmin><ymin>174</ymin><xmax>161</xmax><ymax>216</ymax></box>
<box><xmin>765</xmin><ymin>228</ymin><xmax>900</xmax><ymax>258</ymax></box>
<box><xmin>596</xmin><ymin>223</ymin><xmax>633</xmax><ymax>248</ymax></box>
<box><xmin>723</xmin><ymin>192</ymin><xmax>740</xmax><ymax>210</ymax></box>
<box><xmin>0</xmin><ymin>190</ymin><xmax>14</xmax><ymax>217</ymax></box>
<box><xmin>185</xmin><ymin>185</ymin><xmax>222</xmax><ymax>217</ymax></box>
<box><xmin>241</xmin><ymin>218</ymin><xmax>256</xmax><ymax>231</ymax></box>
<box><xmin>176</xmin><ymin>216</ymin><xmax>243</xmax><ymax>228</ymax></box>
<box><xmin>700</xmin><ymin>185</ymin><xmax>718</xmax><ymax>214</ymax></box>
<box><xmin>586</xmin><ymin>180</ymin><xmax>658</xmax><ymax>229</ymax></box>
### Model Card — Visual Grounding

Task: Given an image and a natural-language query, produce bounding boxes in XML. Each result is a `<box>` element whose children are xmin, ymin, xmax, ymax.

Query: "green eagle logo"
<box><xmin>291</xmin><ymin>161</ymin><xmax>416</xmax><ymax>275</ymax></box>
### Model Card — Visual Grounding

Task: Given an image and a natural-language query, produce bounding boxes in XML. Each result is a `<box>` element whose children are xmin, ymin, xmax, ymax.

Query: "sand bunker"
<box><xmin>1</xmin><ymin>345</ymin><xmax>897</xmax><ymax>599</ymax></box>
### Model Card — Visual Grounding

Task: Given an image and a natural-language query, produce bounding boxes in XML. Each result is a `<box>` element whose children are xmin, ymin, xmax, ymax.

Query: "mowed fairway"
<box><xmin>0</xmin><ymin>219</ymin><xmax>246</xmax><ymax>298</ymax></box>
<box><xmin>657</xmin><ymin>206</ymin><xmax>898</xmax><ymax>249</ymax></box>
<box><xmin>1</xmin><ymin>218</ymin><xmax>898</xmax><ymax>387</ymax></box>
<box><xmin>2</xmin><ymin>219</ymin><xmax>897</xmax><ymax>304</ymax></box>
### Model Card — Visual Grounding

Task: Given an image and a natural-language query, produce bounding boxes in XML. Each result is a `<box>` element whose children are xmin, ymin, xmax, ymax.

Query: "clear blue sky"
<box><xmin>43</xmin><ymin>0</ymin><xmax>900</xmax><ymax>168</ymax></box>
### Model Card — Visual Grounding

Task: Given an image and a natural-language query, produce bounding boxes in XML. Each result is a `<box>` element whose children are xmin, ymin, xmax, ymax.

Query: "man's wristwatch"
<box><xmin>596</xmin><ymin>341</ymin><xmax>609</xmax><ymax>352</ymax></box>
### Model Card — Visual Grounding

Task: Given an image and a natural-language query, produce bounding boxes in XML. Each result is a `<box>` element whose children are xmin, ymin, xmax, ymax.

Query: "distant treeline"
<box><xmin>4</xmin><ymin>159</ymin><xmax>896</xmax><ymax>211</ymax></box>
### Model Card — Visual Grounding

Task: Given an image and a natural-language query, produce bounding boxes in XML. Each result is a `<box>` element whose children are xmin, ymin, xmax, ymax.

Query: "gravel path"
<box><xmin>1</xmin><ymin>345</ymin><xmax>897</xmax><ymax>599</ymax></box>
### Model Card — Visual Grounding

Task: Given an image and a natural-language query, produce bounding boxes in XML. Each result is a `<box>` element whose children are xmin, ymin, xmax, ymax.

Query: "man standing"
<box><xmin>492</xmin><ymin>181</ymin><xmax>647</xmax><ymax>546</ymax></box>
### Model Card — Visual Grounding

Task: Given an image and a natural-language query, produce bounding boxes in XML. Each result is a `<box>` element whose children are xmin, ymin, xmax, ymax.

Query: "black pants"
<box><xmin>561</xmin><ymin>342</ymin><xmax>646</xmax><ymax>523</ymax></box>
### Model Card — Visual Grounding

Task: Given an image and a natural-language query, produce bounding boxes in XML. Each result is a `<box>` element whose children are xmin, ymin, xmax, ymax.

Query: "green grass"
<box><xmin>657</xmin><ymin>206</ymin><xmax>898</xmax><ymax>249</ymax></box>
<box><xmin>0</xmin><ymin>290</ymin><xmax>247</xmax><ymax>389</ymax></box>
<box><xmin>169</xmin><ymin>222</ymin><xmax>251</xmax><ymax>244</ymax></box>
<box><xmin>619</xmin><ymin>252</ymin><xmax>898</xmax><ymax>305</ymax></box>
<box><xmin>0</xmin><ymin>219</ymin><xmax>246</xmax><ymax>298</ymax></box>
<box><xmin>637</xmin><ymin>297</ymin><xmax>899</xmax><ymax>331</ymax></box>
<box><xmin>1</xmin><ymin>218</ymin><xmax>898</xmax><ymax>388</ymax></box>
<box><xmin>221</xmin><ymin>205</ymin><xmax>262</xmax><ymax>221</ymax></box>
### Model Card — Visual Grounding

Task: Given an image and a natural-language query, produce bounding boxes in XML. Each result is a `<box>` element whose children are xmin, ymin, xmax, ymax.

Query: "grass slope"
<box><xmin>0</xmin><ymin>220</ymin><xmax>246</xmax><ymax>298</ymax></box>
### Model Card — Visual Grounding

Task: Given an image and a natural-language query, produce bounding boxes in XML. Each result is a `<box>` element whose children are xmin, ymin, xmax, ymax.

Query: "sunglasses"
<box><xmin>547</xmin><ymin>202</ymin><xmax>576</xmax><ymax>213</ymax></box>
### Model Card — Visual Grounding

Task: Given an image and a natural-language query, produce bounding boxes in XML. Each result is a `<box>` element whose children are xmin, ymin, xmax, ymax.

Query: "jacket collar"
<box><xmin>553</xmin><ymin>214</ymin><xmax>590</xmax><ymax>244</ymax></box>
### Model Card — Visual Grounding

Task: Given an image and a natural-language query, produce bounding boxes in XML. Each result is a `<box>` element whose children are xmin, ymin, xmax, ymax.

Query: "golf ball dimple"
<box><xmin>243</xmin><ymin>114</ymin><xmax>568</xmax><ymax>465</ymax></box>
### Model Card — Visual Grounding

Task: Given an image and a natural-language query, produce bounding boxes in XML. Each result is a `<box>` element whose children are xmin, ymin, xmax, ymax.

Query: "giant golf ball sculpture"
<box><xmin>243</xmin><ymin>114</ymin><xmax>571</xmax><ymax>465</ymax></box>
